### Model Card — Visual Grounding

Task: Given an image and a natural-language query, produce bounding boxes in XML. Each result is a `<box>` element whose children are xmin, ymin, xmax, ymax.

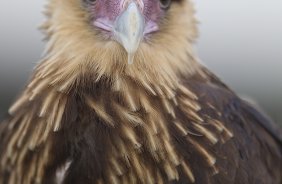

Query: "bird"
<box><xmin>0</xmin><ymin>0</ymin><xmax>281</xmax><ymax>183</ymax></box>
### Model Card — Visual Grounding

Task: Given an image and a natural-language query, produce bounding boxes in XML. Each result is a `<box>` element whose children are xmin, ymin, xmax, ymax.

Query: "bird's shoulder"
<box><xmin>187</xmin><ymin>67</ymin><xmax>282</xmax><ymax>145</ymax></box>
<box><xmin>180</xmin><ymin>68</ymin><xmax>282</xmax><ymax>183</ymax></box>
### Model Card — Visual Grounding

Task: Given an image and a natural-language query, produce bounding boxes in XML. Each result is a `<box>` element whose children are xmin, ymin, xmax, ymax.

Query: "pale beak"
<box><xmin>114</xmin><ymin>2</ymin><xmax>145</xmax><ymax>64</ymax></box>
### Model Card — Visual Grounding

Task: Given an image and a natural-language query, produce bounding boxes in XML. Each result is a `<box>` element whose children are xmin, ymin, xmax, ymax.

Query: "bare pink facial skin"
<box><xmin>89</xmin><ymin>0</ymin><xmax>164</xmax><ymax>36</ymax></box>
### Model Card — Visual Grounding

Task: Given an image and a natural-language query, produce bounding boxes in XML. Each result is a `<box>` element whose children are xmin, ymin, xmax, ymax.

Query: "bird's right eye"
<box><xmin>160</xmin><ymin>0</ymin><xmax>172</xmax><ymax>9</ymax></box>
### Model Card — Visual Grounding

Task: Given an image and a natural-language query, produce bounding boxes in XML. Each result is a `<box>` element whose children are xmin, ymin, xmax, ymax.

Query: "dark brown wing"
<box><xmin>180</xmin><ymin>70</ymin><xmax>282</xmax><ymax>184</ymax></box>
<box><xmin>240</xmin><ymin>101</ymin><xmax>282</xmax><ymax>144</ymax></box>
<box><xmin>204</xmin><ymin>63</ymin><xmax>282</xmax><ymax>143</ymax></box>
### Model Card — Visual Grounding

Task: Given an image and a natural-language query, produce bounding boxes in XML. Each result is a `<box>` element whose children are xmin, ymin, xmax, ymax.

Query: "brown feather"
<box><xmin>0</xmin><ymin>0</ymin><xmax>281</xmax><ymax>184</ymax></box>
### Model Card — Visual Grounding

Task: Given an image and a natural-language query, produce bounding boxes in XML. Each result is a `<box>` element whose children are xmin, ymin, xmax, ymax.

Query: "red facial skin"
<box><xmin>88</xmin><ymin>0</ymin><xmax>165</xmax><ymax>35</ymax></box>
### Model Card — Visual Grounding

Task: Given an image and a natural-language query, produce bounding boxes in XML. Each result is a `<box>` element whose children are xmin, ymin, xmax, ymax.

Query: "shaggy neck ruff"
<box><xmin>37</xmin><ymin>0</ymin><xmax>200</xmax><ymax>94</ymax></box>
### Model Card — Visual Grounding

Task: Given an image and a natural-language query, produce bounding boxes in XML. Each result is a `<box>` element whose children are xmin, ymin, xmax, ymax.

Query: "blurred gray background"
<box><xmin>0</xmin><ymin>0</ymin><xmax>281</xmax><ymax>124</ymax></box>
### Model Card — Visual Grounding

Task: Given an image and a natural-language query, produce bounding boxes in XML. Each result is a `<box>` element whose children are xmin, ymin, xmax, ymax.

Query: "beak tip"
<box><xmin>128</xmin><ymin>53</ymin><xmax>136</xmax><ymax>65</ymax></box>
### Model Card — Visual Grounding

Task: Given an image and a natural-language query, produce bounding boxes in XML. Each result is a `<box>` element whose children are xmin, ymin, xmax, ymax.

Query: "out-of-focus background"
<box><xmin>0</xmin><ymin>0</ymin><xmax>281</xmax><ymax>123</ymax></box>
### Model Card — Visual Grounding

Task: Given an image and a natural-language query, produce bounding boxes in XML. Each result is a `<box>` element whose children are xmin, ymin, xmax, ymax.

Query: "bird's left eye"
<box><xmin>84</xmin><ymin>0</ymin><xmax>96</xmax><ymax>4</ymax></box>
<box><xmin>160</xmin><ymin>0</ymin><xmax>172</xmax><ymax>9</ymax></box>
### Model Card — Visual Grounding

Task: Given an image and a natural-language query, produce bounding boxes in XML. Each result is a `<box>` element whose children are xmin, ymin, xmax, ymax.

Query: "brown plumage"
<box><xmin>0</xmin><ymin>0</ymin><xmax>281</xmax><ymax>184</ymax></box>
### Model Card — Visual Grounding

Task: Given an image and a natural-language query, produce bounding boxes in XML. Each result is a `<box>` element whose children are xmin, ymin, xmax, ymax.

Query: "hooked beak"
<box><xmin>114</xmin><ymin>1</ymin><xmax>145</xmax><ymax>64</ymax></box>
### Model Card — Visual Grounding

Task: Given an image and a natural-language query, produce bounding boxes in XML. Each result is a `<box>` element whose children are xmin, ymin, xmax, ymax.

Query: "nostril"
<box><xmin>120</xmin><ymin>0</ymin><xmax>129</xmax><ymax>10</ymax></box>
<box><xmin>136</xmin><ymin>0</ymin><xmax>144</xmax><ymax>12</ymax></box>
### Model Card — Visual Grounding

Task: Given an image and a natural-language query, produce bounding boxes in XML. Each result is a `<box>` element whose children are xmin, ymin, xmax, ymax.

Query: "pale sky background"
<box><xmin>0</xmin><ymin>0</ymin><xmax>281</xmax><ymax>123</ymax></box>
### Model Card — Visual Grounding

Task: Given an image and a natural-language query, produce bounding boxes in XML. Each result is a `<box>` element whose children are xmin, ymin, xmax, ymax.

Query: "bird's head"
<box><xmin>42</xmin><ymin>0</ymin><xmax>198</xmax><ymax>80</ymax></box>
<box><xmin>88</xmin><ymin>0</ymin><xmax>169</xmax><ymax>64</ymax></box>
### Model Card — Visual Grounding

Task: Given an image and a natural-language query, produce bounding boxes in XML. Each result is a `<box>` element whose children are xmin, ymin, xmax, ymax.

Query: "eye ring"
<box><xmin>160</xmin><ymin>0</ymin><xmax>172</xmax><ymax>9</ymax></box>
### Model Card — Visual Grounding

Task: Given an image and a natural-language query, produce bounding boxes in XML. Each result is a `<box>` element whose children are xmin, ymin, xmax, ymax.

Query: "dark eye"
<box><xmin>160</xmin><ymin>0</ymin><xmax>172</xmax><ymax>9</ymax></box>
<box><xmin>84</xmin><ymin>0</ymin><xmax>96</xmax><ymax>4</ymax></box>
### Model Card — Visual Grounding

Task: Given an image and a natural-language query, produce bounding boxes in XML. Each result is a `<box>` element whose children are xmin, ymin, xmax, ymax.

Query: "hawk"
<box><xmin>0</xmin><ymin>0</ymin><xmax>281</xmax><ymax>183</ymax></box>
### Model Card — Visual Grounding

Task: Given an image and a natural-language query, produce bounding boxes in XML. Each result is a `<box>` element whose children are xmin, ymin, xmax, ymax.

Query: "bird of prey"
<box><xmin>0</xmin><ymin>0</ymin><xmax>281</xmax><ymax>183</ymax></box>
